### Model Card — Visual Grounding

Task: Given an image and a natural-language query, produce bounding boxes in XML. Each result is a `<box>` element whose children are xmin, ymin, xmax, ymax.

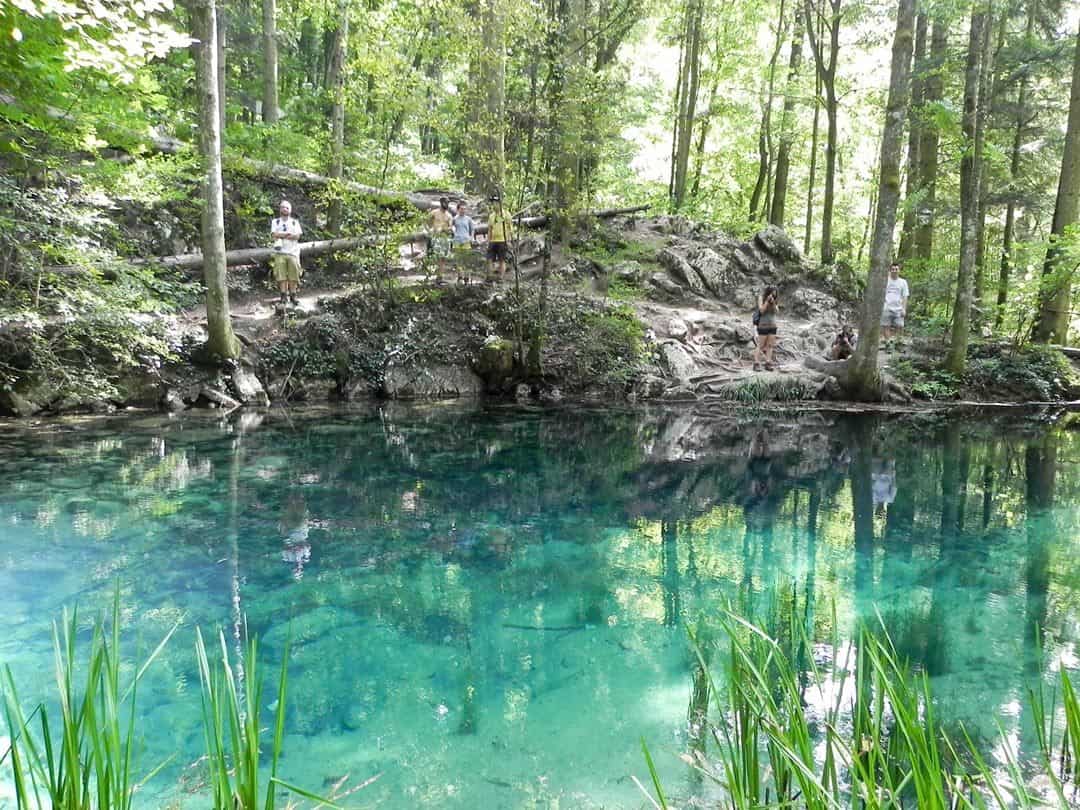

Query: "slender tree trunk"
<box><xmin>805</xmin><ymin>0</ymin><xmax>840</xmax><ymax>264</ymax></box>
<box><xmin>478</xmin><ymin>0</ymin><xmax>506</xmax><ymax>194</ymax></box>
<box><xmin>945</xmin><ymin>7</ymin><xmax>988</xmax><ymax>374</ymax></box>
<box><xmin>1033</xmin><ymin>18</ymin><xmax>1080</xmax><ymax>344</ymax></box>
<box><xmin>216</xmin><ymin>1</ymin><xmax>227</xmax><ymax>140</ymax></box>
<box><xmin>690</xmin><ymin>68</ymin><xmax>720</xmax><ymax>198</ymax></box>
<box><xmin>671</xmin><ymin>0</ymin><xmax>704</xmax><ymax>210</ymax></box>
<box><xmin>749</xmin><ymin>0</ymin><xmax>787</xmax><ymax>222</ymax></box>
<box><xmin>843</xmin><ymin>0</ymin><xmax>915</xmax><ymax>399</ymax></box>
<box><xmin>996</xmin><ymin>3</ymin><xmax>1036</xmax><ymax>330</ymax></box>
<box><xmin>327</xmin><ymin>0</ymin><xmax>348</xmax><ymax>234</ymax></box>
<box><xmin>262</xmin><ymin>0</ymin><xmax>278</xmax><ymax>123</ymax></box>
<box><xmin>770</xmin><ymin>4</ymin><xmax>804</xmax><ymax>228</ymax></box>
<box><xmin>804</xmin><ymin>3</ymin><xmax>823</xmax><ymax>254</ymax></box>
<box><xmin>913</xmin><ymin>20</ymin><xmax>947</xmax><ymax>262</ymax></box>
<box><xmin>193</xmin><ymin>0</ymin><xmax>240</xmax><ymax>360</ymax></box>
<box><xmin>972</xmin><ymin>14</ymin><xmax>998</xmax><ymax>317</ymax></box>
<box><xmin>897</xmin><ymin>11</ymin><xmax>926</xmax><ymax>261</ymax></box>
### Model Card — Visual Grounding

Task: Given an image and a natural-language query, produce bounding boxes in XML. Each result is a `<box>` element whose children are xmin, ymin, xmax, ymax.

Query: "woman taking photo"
<box><xmin>753</xmin><ymin>286</ymin><xmax>780</xmax><ymax>371</ymax></box>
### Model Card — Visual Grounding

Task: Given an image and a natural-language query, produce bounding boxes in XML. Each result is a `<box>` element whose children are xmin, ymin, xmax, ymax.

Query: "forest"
<box><xmin>2</xmin><ymin>0</ymin><xmax>1080</xmax><ymax>409</ymax></box>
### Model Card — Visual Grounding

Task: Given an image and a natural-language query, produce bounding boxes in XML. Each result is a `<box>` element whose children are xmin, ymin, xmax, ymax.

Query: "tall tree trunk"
<box><xmin>946</xmin><ymin>8</ymin><xmax>988</xmax><ymax>375</ymax></box>
<box><xmin>327</xmin><ymin>0</ymin><xmax>348</xmax><ymax>234</ymax></box>
<box><xmin>216</xmin><ymin>1</ymin><xmax>227</xmax><ymax>140</ymax></box>
<box><xmin>913</xmin><ymin>20</ymin><xmax>947</xmax><ymax>263</ymax></box>
<box><xmin>690</xmin><ymin>67</ymin><xmax>721</xmax><ymax>198</ymax></box>
<box><xmin>193</xmin><ymin>0</ymin><xmax>240</xmax><ymax>360</ymax></box>
<box><xmin>896</xmin><ymin>11</ymin><xmax>927</xmax><ymax>261</ymax></box>
<box><xmin>770</xmin><ymin>4</ymin><xmax>804</xmax><ymax>228</ymax></box>
<box><xmin>1033</xmin><ymin>18</ymin><xmax>1080</xmax><ymax>344</ymax></box>
<box><xmin>670</xmin><ymin>0</ymin><xmax>704</xmax><ymax>210</ymax></box>
<box><xmin>479</xmin><ymin>0</ymin><xmax>506</xmax><ymax>194</ymax></box>
<box><xmin>262</xmin><ymin>0</ymin><xmax>279</xmax><ymax>123</ymax></box>
<box><xmin>972</xmin><ymin>14</ymin><xmax>998</xmax><ymax>318</ymax></box>
<box><xmin>749</xmin><ymin>0</ymin><xmax>788</xmax><ymax>222</ymax></box>
<box><xmin>996</xmin><ymin>2</ymin><xmax>1036</xmax><ymax>329</ymax></box>
<box><xmin>843</xmin><ymin>0</ymin><xmax>915</xmax><ymax>399</ymax></box>
<box><xmin>805</xmin><ymin>0</ymin><xmax>840</xmax><ymax>264</ymax></box>
<box><xmin>804</xmin><ymin>2</ymin><xmax>823</xmax><ymax>255</ymax></box>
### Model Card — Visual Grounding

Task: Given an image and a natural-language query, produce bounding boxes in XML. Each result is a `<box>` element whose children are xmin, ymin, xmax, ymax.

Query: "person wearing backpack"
<box><xmin>752</xmin><ymin>286</ymin><xmax>780</xmax><ymax>371</ymax></box>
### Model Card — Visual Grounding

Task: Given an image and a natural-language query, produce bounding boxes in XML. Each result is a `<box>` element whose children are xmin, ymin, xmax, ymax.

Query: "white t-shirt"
<box><xmin>884</xmin><ymin>276</ymin><xmax>909</xmax><ymax>311</ymax></box>
<box><xmin>271</xmin><ymin>216</ymin><xmax>303</xmax><ymax>258</ymax></box>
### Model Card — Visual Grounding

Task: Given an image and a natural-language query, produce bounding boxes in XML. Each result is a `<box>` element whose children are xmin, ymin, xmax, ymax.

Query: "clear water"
<box><xmin>1</xmin><ymin>404</ymin><xmax>1079</xmax><ymax>808</ymax></box>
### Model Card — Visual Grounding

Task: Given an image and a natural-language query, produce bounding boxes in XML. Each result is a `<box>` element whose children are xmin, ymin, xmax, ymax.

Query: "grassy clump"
<box><xmin>0</xmin><ymin>593</ymin><xmax>178</xmax><ymax>810</ymax></box>
<box><xmin>639</xmin><ymin>609</ymin><xmax>1080</xmax><ymax>809</ymax></box>
<box><xmin>707</xmin><ymin>375</ymin><xmax>818</xmax><ymax>403</ymax></box>
<box><xmin>1</xmin><ymin>597</ymin><xmax>345</xmax><ymax>810</ymax></box>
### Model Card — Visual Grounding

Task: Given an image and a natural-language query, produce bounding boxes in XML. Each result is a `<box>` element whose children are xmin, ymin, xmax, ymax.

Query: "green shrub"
<box><xmin>966</xmin><ymin>342</ymin><xmax>1078</xmax><ymax>401</ymax></box>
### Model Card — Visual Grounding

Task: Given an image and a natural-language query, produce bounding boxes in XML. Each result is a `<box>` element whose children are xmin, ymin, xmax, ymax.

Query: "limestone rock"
<box><xmin>384</xmin><ymin>364</ymin><xmax>484</xmax><ymax>399</ymax></box>
<box><xmin>667</xmin><ymin>318</ymin><xmax>689</xmax><ymax>342</ymax></box>
<box><xmin>160</xmin><ymin>388</ymin><xmax>186</xmax><ymax>412</ymax></box>
<box><xmin>633</xmin><ymin>374</ymin><xmax>668</xmax><ymax>400</ymax></box>
<box><xmin>786</xmin><ymin>287</ymin><xmax>844</xmax><ymax>322</ymax></box>
<box><xmin>754</xmin><ymin>225</ymin><xmax>801</xmax><ymax>264</ymax></box>
<box><xmin>648</xmin><ymin>272</ymin><xmax>684</xmax><ymax>297</ymax></box>
<box><xmin>474</xmin><ymin>338</ymin><xmax>515</xmax><ymax>389</ymax></box>
<box><xmin>514</xmin><ymin>382</ymin><xmax>532</xmax><ymax>403</ymax></box>
<box><xmin>658</xmin><ymin>248</ymin><xmax>707</xmax><ymax>297</ymax></box>
<box><xmin>684</xmin><ymin>244</ymin><xmax>741</xmax><ymax>297</ymax></box>
<box><xmin>612</xmin><ymin>260</ymin><xmax>645</xmax><ymax>283</ymax></box>
<box><xmin>231</xmin><ymin>367</ymin><xmax>270</xmax><ymax>407</ymax></box>
<box><xmin>197</xmin><ymin>386</ymin><xmax>240</xmax><ymax>410</ymax></box>
<box><xmin>0</xmin><ymin>380</ymin><xmax>52</xmax><ymax>417</ymax></box>
<box><xmin>659</xmin><ymin>342</ymin><xmax>698</xmax><ymax>382</ymax></box>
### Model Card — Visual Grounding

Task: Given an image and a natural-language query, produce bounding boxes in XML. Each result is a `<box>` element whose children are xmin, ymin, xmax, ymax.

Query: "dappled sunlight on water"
<box><xmin>1</xmin><ymin>404</ymin><xmax>1079</xmax><ymax>807</ymax></box>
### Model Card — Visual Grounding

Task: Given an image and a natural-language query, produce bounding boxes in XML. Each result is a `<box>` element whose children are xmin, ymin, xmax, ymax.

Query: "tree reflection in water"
<box><xmin>0</xmin><ymin>405</ymin><xmax>1079</xmax><ymax>807</ymax></box>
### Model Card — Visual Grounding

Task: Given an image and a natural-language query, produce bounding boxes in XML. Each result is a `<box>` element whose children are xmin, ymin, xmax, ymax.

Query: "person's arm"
<box><xmin>902</xmin><ymin>281</ymin><xmax>909</xmax><ymax>312</ymax></box>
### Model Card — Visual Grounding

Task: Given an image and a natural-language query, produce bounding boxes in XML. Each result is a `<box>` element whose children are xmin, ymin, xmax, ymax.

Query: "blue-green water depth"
<box><xmin>1</xmin><ymin>405</ymin><xmax>1079</xmax><ymax>808</ymax></box>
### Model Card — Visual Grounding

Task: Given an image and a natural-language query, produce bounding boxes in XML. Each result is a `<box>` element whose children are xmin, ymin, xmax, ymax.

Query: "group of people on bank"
<box><xmin>267</xmin><ymin>193</ymin><xmax>514</xmax><ymax>306</ymax></box>
<box><xmin>425</xmin><ymin>193</ymin><xmax>512</xmax><ymax>283</ymax></box>
<box><xmin>270</xmin><ymin>197</ymin><xmax>914</xmax><ymax>370</ymax></box>
<box><xmin>751</xmin><ymin>261</ymin><xmax>910</xmax><ymax>371</ymax></box>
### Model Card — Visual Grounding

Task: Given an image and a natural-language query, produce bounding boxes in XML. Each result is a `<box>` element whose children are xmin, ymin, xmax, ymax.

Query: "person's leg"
<box><xmin>764</xmin><ymin>335</ymin><xmax>777</xmax><ymax>369</ymax></box>
<box><xmin>753</xmin><ymin>336</ymin><xmax>763</xmax><ymax>370</ymax></box>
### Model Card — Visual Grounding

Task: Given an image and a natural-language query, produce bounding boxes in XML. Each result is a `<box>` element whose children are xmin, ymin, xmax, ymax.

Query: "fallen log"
<box><xmin>43</xmin><ymin>204</ymin><xmax>650</xmax><ymax>275</ymax></box>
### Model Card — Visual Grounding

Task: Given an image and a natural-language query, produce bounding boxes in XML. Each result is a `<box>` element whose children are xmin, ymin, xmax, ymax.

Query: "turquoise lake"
<box><xmin>1</xmin><ymin>404</ymin><xmax>1079</xmax><ymax>808</ymax></box>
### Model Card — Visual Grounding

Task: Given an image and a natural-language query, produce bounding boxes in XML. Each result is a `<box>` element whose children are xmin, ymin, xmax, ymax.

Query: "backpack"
<box><xmin>752</xmin><ymin>308</ymin><xmax>761</xmax><ymax>326</ymax></box>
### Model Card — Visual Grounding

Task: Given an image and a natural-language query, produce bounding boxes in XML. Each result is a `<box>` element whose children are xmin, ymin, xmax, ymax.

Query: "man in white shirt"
<box><xmin>881</xmin><ymin>262</ymin><xmax>909</xmax><ymax>349</ymax></box>
<box><xmin>270</xmin><ymin>200</ymin><xmax>303</xmax><ymax>305</ymax></box>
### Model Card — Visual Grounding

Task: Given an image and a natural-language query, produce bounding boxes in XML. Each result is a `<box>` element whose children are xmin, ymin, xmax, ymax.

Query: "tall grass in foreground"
<box><xmin>0</xmin><ymin>599</ymin><xmax>343</xmax><ymax>809</ymax></box>
<box><xmin>194</xmin><ymin>627</ymin><xmax>339</xmax><ymax>809</ymax></box>
<box><xmin>0</xmin><ymin>594</ymin><xmax>177</xmax><ymax>810</ymax></box>
<box><xmin>639</xmin><ymin>611</ymin><xmax>1080</xmax><ymax>809</ymax></box>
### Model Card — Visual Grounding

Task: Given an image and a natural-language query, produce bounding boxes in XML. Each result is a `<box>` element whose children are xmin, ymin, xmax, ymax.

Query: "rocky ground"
<box><xmin>3</xmin><ymin>203</ymin><xmax>1079</xmax><ymax>417</ymax></box>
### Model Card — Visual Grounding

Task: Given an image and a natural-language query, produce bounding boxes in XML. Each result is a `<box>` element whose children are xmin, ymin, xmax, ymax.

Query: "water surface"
<box><xmin>1</xmin><ymin>404</ymin><xmax>1078</xmax><ymax>808</ymax></box>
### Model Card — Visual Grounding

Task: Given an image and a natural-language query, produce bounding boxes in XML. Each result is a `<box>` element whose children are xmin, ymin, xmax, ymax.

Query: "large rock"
<box><xmin>754</xmin><ymin>225</ymin><xmax>801</xmax><ymax>264</ymax></box>
<box><xmin>473</xmin><ymin>338</ymin><xmax>515</xmax><ymax>389</ymax></box>
<box><xmin>657</xmin><ymin>248</ymin><xmax>707</xmax><ymax>297</ymax></box>
<box><xmin>0</xmin><ymin>379</ymin><xmax>53</xmax><ymax>417</ymax></box>
<box><xmin>648</xmin><ymin>272</ymin><xmax>684</xmax><ymax>297</ymax></box>
<box><xmin>659</xmin><ymin>342</ymin><xmax>698</xmax><ymax>383</ymax></box>
<box><xmin>230</xmin><ymin>367</ymin><xmax>270</xmax><ymax>407</ymax></box>
<box><xmin>384</xmin><ymin>364</ymin><xmax>484</xmax><ymax>399</ymax></box>
<box><xmin>684</xmin><ymin>245</ymin><xmax>742</xmax><ymax>297</ymax></box>
<box><xmin>612</xmin><ymin>260</ymin><xmax>645</xmax><ymax>283</ymax></box>
<box><xmin>786</xmin><ymin>288</ymin><xmax>844</xmax><ymax>322</ymax></box>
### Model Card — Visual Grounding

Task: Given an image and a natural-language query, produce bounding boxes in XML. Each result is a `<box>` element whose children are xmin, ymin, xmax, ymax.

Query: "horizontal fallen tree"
<box><xmin>111</xmin><ymin>204</ymin><xmax>652</xmax><ymax>274</ymax></box>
